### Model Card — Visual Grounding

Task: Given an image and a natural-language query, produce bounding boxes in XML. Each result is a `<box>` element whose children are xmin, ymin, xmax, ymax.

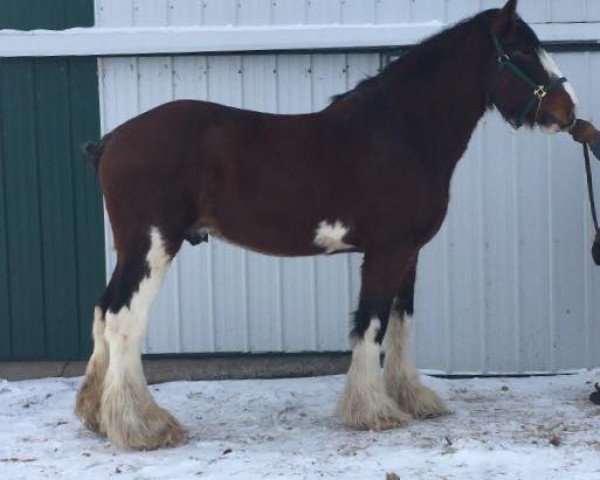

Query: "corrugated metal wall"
<box><xmin>95</xmin><ymin>0</ymin><xmax>600</xmax><ymax>26</ymax></box>
<box><xmin>0</xmin><ymin>0</ymin><xmax>104</xmax><ymax>361</ymax></box>
<box><xmin>97</xmin><ymin>0</ymin><xmax>600</xmax><ymax>374</ymax></box>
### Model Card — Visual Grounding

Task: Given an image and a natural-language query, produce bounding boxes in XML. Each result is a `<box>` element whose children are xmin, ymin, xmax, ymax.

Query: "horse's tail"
<box><xmin>82</xmin><ymin>133</ymin><xmax>112</xmax><ymax>174</ymax></box>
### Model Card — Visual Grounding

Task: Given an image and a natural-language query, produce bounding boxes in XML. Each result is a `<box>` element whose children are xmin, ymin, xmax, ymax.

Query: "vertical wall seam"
<box><xmin>97</xmin><ymin>59</ymin><xmax>113</xmax><ymax>285</ymax></box>
<box><xmin>239</xmin><ymin>54</ymin><xmax>250</xmax><ymax>352</ymax></box>
<box><xmin>274</xmin><ymin>53</ymin><xmax>284</xmax><ymax>351</ymax></box>
<box><xmin>547</xmin><ymin>135</ymin><xmax>555</xmax><ymax>372</ymax></box>
<box><xmin>0</xmin><ymin>61</ymin><xmax>13</xmax><ymax>358</ymax></box>
<box><xmin>168</xmin><ymin>55</ymin><xmax>183</xmax><ymax>352</ymax></box>
<box><xmin>583</xmin><ymin>50</ymin><xmax>591</xmax><ymax>367</ymax></box>
<box><xmin>94</xmin><ymin>0</ymin><xmax>101</xmax><ymax>26</ymax></box>
<box><xmin>444</xmin><ymin>221</ymin><xmax>452</xmax><ymax>374</ymax></box>
<box><xmin>343</xmin><ymin>53</ymin><xmax>353</xmax><ymax>348</ymax></box>
<box><xmin>238</xmin><ymin>55</ymin><xmax>249</xmax><ymax>352</ymax></box>
<box><xmin>166</xmin><ymin>0</ymin><xmax>173</xmax><ymax>25</ymax></box>
<box><xmin>478</xmin><ymin>123</ymin><xmax>487</xmax><ymax>373</ymax></box>
<box><xmin>511</xmin><ymin>133</ymin><xmax>521</xmax><ymax>372</ymax></box>
<box><xmin>309</xmin><ymin>53</ymin><xmax>318</xmax><ymax>350</ymax></box>
<box><xmin>269</xmin><ymin>0</ymin><xmax>274</xmax><ymax>25</ymax></box>
<box><xmin>205</xmin><ymin>55</ymin><xmax>215</xmax><ymax>350</ymax></box>
<box><xmin>208</xmin><ymin>241</ymin><xmax>216</xmax><ymax>351</ymax></box>
<box><xmin>276</xmin><ymin>256</ymin><xmax>284</xmax><ymax>351</ymax></box>
<box><xmin>132</xmin><ymin>0</ymin><xmax>139</xmax><ymax>26</ymax></box>
<box><xmin>233</xmin><ymin>0</ymin><xmax>240</xmax><ymax>26</ymax></box>
<box><xmin>31</xmin><ymin>60</ymin><xmax>47</xmax><ymax>359</ymax></box>
<box><xmin>66</xmin><ymin>58</ymin><xmax>83</xmax><ymax>357</ymax></box>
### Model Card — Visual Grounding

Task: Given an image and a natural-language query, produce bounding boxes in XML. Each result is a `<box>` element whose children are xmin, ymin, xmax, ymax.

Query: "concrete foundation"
<box><xmin>0</xmin><ymin>353</ymin><xmax>351</xmax><ymax>384</ymax></box>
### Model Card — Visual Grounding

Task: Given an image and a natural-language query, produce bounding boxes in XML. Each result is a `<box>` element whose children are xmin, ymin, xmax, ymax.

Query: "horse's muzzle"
<box><xmin>541</xmin><ymin>111</ymin><xmax>577</xmax><ymax>133</ymax></box>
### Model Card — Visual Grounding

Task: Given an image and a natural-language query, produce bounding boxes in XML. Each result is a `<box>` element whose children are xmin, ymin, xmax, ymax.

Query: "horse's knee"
<box><xmin>351</xmin><ymin>297</ymin><xmax>394</xmax><ymax>344</ymax></box>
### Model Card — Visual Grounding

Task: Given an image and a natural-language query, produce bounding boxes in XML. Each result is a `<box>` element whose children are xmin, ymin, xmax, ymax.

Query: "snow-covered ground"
<box><xmin>1</xmin><ymin>372</ymin><xmax>600</xmax><ymax>480</ymax></box>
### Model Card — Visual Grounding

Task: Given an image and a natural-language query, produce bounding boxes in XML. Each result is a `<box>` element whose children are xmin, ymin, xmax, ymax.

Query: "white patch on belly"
<box><xmin>538</xmin><ymin>48</ymin><xmax>579</xmax><ymax>105</ymax></box>
<box><xmin>314</xmin><ymin>220</ymin><xmax>353</xmax><ymax>253</ymax></box>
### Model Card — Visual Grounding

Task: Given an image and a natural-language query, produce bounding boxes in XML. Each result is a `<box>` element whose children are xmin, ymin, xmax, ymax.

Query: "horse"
<box><xmin>75</xmin><ymin>0</ymin><xmax>577</xmax><ymax>450</ymax></box>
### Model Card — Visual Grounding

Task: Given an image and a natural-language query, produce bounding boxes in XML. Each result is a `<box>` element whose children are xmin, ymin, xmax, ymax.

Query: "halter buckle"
<box><xmin>534</xmin><ymin>85</ymin><xmax>547</xmax><ymax>99</ymax></box>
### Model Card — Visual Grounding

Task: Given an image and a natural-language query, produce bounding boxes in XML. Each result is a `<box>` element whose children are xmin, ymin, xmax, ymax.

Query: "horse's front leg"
<box><xmin>338</xmin><ymin>250</ymin><xmax>413</xmax><ymax>431</ymax></box>
<box><xmin>383</xmin><ymin>264</ymin><xmax>448</xmax><ymax>419</ymax></box>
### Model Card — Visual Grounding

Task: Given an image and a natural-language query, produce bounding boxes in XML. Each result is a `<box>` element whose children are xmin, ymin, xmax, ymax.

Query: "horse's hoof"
<box><xmin>104</xmin><ymin>405</ymin><xmax>187</xmax><ymax>450</ymax></box>
<box><xmin>369</xmin><ymin>410</ymin><xmax>413</xmax><ymax>431</ymax></box>
<box><xmin>348</xmin><ymin>407</ymin><xmax>412</xmax><ymax>431</ymax></box>
<box><xmin>75</xmin><ymin>377</ymin><xmax>104</xmax><ymax>433</ymax></box>
<box><xmin>100</xmin><ymin>383</ymin><xmax>187</xmax><ymax>450</ymax></box>
<box><xmin>338</xmin><ymin>391</ymin><xmax>412</xmax><ymax>431</ymax></box>
<box><xmin>396</xmin><ymin>385</ymin><xmax>449</xmax><ymax>419</ymax></box>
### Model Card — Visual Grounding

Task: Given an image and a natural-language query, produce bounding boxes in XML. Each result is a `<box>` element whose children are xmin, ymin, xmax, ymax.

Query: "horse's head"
<box><xmin>487</xmin><ymin>0</ymin><xmax>577</xmax><ymax>132</ymax></box>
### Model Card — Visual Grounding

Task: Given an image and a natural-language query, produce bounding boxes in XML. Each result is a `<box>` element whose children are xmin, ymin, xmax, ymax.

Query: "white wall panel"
<box><xmin>97</xmin><ymin>0</ymin><xmax>600</xmax><ymax>27</ymax></box>
<box><xmin>98</xmin><ymin>1</ymin><xmax>600</xmax><ymax>373</ymax></box>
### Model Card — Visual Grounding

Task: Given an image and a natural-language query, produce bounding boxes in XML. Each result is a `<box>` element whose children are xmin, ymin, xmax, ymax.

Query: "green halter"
<box><xmin>490</xmin><ymin>32</ymin><xmax>567</xmax><ymax>129</ymax></box>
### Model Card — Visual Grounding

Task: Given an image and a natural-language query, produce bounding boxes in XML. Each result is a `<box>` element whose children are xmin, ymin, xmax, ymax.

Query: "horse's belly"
<box><xmin>205</xmin><ymin>201</ymin><xmax>359</xmax><ymax>257</ymax></box>
<box><xmin>209</xmin><ymin>222</ymin><xmax>325</xmax><ymax>257</ymax></box>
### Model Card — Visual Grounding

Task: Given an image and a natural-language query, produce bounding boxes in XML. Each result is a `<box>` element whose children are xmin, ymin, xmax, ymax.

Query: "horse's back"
<box><xmin>97</xmin><ymin>98</ymin><xmax>341</xmax><ymax>253</ymax></box>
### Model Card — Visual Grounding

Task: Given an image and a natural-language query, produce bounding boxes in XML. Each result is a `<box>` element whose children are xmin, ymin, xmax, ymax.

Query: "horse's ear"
<box><xmin>492</xmin><ymin>0</ymin><xmax>518</xmax><ymax>35</ymax></box>
<box><xmin>502</xmin><ymin>0</ymin><xmax>518</xmax><ymax>16</ymax></box>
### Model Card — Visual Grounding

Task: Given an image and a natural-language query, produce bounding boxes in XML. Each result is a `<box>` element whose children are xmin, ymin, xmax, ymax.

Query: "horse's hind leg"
<box><xmin>78</xmin><ymin>226</ymin><xmax>185</xmax><ymax>449</ymax></box>
<box><xmin>76</xmin><ymin>254</ymin><xmax>127</xmax><ymax>432</ymax></box>
<box><xmin>102</xmin><ymin>226</ymin><xmax>185</xmax><ymax>449</ymax></box>
<box><xmin>75</xmin><ymin>306</ymin><xmax>108</xmax><ymax>432</ymax></box>
<box><xmin>383</xmin><ymin>266</ymin><xmax>448</xmax><ymax>418</ymax></box>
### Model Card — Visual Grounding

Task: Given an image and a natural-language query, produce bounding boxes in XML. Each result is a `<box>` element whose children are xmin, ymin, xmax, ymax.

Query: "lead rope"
<box><xmin>584</xmin><ymin>143</ymin><xmax>599</xmax><ymax>231</ymax></box>
<box><xmin>583</xmin><ymin>143</ymin><xmax>600</xmax><ymax>266</ymax></box>
<box><xmin>583</xmin><ymin>143</ymin><xmax>600</xmax><ymax>405</ymax></box>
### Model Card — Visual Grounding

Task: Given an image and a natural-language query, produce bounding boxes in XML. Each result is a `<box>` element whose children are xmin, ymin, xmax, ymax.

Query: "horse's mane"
<box><xmin>331</xmin><ymin>10</ymin><xmax>494</xmax><ymax>104</ymax></box>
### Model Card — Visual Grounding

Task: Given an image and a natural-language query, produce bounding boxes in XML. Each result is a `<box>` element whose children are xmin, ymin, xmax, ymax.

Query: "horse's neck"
<box><xmin>382</xmin><ymin>27</ymin><xmax>490</xmax><ymax>181</ymax></box>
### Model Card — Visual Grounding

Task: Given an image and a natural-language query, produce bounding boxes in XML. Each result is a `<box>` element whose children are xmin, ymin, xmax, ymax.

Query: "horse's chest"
<box><xmin>356</xmin><ymin>175</ymin><xmax>450</xmax><ymax>249</ymax></box>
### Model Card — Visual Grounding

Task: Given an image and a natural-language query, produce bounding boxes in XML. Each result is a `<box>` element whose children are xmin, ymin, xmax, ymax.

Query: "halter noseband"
<box><xmin>490</xmin><ymin>32</ymin><xmax>567</xmax><ymax>129</ymax></box>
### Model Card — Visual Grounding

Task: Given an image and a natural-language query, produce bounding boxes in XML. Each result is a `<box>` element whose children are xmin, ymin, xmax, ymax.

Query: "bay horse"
<box><xmin>76</xmin><ymin>0</ymin><xmax>577</xmax><ymax>450</ymax></box>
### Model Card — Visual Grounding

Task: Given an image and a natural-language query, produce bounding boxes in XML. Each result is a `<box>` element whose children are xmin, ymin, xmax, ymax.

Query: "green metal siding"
<box><xmin>0</xmin><ymin>1</ymin><xmax>103</xmax><ymax>360</ymax></box>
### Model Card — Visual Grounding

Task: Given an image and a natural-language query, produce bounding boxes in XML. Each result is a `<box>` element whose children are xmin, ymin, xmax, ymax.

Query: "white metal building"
<box><xmin>80</xmin><ymin>0</ymin><xmax>600</xmax><ymax>374</ymax></box>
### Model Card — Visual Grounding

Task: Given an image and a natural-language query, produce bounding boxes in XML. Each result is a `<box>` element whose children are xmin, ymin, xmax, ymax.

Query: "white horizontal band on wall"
<box><xmin>0</xmin><ymin>22</ymin><xmax>598</xmax><ymax>57</ymax></box>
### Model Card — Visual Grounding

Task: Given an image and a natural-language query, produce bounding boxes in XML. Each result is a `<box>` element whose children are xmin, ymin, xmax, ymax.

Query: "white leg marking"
<box><xmin>338</xmin><ymin>318</ymin><xmax>411</xmax><ymax>430</ymax></box>
<box><xmin>100</xmin><ymin>227</ymin><xmax>185</xmax><ymax>449</ymax></box>
<box><xmin>75</xmin><ymin>307</ymin><xmax>109</xmax><ymax>431</ymax></box>
<box><xmin>384</xmin><ymin>309</ymin><xmax>448</xmax><ymax>418</ymax></box>
<box><xmin>538</xmin><ymin>48</ymin><xmax>579</xmax><ymax>105</ymax></box>
<box><xmin>314</xmin><ymin>220</ymin><xmax>354</xmax><ymax>253</ymax></box>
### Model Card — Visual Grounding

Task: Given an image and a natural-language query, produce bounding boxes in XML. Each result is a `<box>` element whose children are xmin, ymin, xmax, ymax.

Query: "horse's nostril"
<box><xmin>546</xmin><ymin>112</ymin><xmax>575</xmax><ymax>130</ymax></box>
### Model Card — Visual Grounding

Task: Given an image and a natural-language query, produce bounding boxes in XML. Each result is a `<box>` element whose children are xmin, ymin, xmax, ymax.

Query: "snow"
<box><xmin>0</xmin><ymin>22</ymin><xmax>597</xmax><ymax>58</ymax></box>
<box><xmin>0</xmin><ymin>23</ymin><xmax>444</xmax><ymax>57</ymax></box>
<box><xmin>1</xmin><ymin>372</ymin><xmax>600</xmax><ymax>479</ymax></box>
